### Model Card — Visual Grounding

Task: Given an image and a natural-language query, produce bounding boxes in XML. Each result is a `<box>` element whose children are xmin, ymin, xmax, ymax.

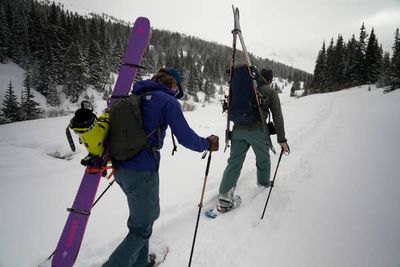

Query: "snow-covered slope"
<box><xmin>0</xmin><ymin>85</ymin><xmax>399</xmax><ymax>267</ymax></box>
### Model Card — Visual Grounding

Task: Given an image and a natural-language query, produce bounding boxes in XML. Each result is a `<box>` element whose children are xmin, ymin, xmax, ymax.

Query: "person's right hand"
<box><xmin>279</xmin><ymin>142</ymin><xmax>290</xmax><ymax>154</ymax></box>
<box><xmin>207</xmin><ymin>135</ymin><xmax>219</xmax><ymax>151</ymax></box>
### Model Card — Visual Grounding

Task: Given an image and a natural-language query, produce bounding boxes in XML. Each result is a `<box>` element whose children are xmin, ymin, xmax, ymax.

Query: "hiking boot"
<box><xmin>257</xmin><ymin>181</ymin><xmax>272</xmax><ymax>188</ymax></box>
<box><xmin>217</xmin><ymin>194</ymin><xmax>241</xmax><ymax>213</ymax></box>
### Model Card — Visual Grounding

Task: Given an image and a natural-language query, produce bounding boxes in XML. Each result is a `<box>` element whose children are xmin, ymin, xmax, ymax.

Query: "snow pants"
<box><xmin>102</xmin><ymin>169</ymin><xmax>160</xmax><ymax>267</ymax></box>
<box><xmin>219</xmin><ymin>128</ymin><xmax>271</xmax><ymax>195</ymax></box>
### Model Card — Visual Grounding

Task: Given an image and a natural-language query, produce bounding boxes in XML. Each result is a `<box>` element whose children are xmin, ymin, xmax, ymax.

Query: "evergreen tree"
<box><xmin>377</xmin><ymin>52</ymin><xmax>391</xmax><ymax>87</ymax></box>
<box><xmin>203</xmin><ymin>79</ymin><xmax>215</xmax><ymax>102</ymax></box>
<box><xmin>333</xmin><ymin>34</ymin><xmax>346</xmax><ymax>90</ymax></box>
<box><xmin>28</xmin><ymin>0</ymin><xmax>45</xmax><ymax>61</ymax></box>
<box><xmin>312</xmin><ymin>41</ymin><xmax>327</xmax><ymax>93</ymax></box>
<box><xmin>325</xmin><ymin>38</ymin><xmax>336</xmax><ymax>91</ymax></box>
<box><xmin>21</xmin><ymin>71</ymin><xmax>43</xmax><ymax>120</ymax></box>
<box><xmin>5</xmin><ymin>2</ymin><xmax>15</xmax><ymax>59</ymax></box>
<box><xmin>364</xmin><ymin>28</ymin><xmax>382</xmax><ymax>83</ymax></box>
<box><xmin>142</xmin><ymin>47</ymin><xmax>156</xmax><ymax>72</ymax></box>
<box><xmin>177</xmin><ymin>48</ymin><xmax>185</xmax><ymax>76</ymax></box>
<box><xmin>35</xmin><ymin>43</ymin><xmax>59</xmax><ymax>106</ymax></box>
<box><xmin>354</xmin><ymin>23</ymin><xmax>368</xmax><ymax>84</ymax></box>
<box><xmin>1</xmin><ymin>81</ymin><xmax>21</xmax><ymax>123</ymax></box>
<box><xmin>12</xmin><ymin>9</ymin><xmax>30</xmax><ymax>67</ymax></box>
<box><xmin>87</xmin><ymin>39</ymin><xmax>105</xmax><ymax>91</ymax></box>
<box><xmin>187</xmin><ymin>65</ymin><xmax>200</xmax><ymax>98</ymax></box>
<box><xmin>390</xmin><ymin>28</ymin><xmax>400</xmax><ymax>89</ymax></box>
<box><xmin>165</xmin><ymin>48</ymin><xmax>179</xmax><ymax>69</ymax></box>
<box><xmin>44</xmin><ymin>2</ymin><xmax>64</xmax><ymax>84</ymax></box>
<box><xmin>344</xmin><ymin>35</ymin><xmax>359</xmax><ymax>86</ymax></box>
<box><xmin>0</xmin><ymin>5</ymin><xmax>10</xmax><ymax>62</ymax></box>
<box><xmin>48</xmin><ymin>1</ymin><xmax>59</xmax><ymax>26</ymax></box>
<box><xmin>110</xmin><ymin>37</ymin><xmax>124</xmax><ymax>72</ymax></box>
<box><xmin>63</xmin><ymin>41</ymin><xmax>87</xmax><ymax>103</ymax></box>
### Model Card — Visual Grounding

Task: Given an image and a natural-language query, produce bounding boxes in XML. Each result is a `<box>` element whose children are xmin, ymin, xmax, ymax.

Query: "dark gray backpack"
<box><xmin>109</xmin><ymin>93</ymin><xmax>157</xmax><ymax>161</ymax></box>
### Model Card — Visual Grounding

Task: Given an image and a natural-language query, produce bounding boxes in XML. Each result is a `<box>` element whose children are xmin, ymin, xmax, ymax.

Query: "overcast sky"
<box><xmin>56</xmin><ymin>0</ymin><xmax>400</xmax><ymax>73</ymax></box>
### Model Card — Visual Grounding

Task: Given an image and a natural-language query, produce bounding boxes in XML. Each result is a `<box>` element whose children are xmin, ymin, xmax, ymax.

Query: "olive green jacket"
<box><xmin>233</xmin><ymin>84</ymin><xmax>287</xmax><ymax>143</ymax></box>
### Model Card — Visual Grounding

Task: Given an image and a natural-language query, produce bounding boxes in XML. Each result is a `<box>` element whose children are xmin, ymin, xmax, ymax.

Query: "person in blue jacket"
<box><xmin>103</xmin><ymin>67</ymin><xmax>219</xmax><ymax>267</ymax></box>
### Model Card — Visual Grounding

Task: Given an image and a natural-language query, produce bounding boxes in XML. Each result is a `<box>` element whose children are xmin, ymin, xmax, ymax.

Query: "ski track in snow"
<box><xmin>1</xmin><ymin>85</ymin><xmax>400</xmax><ymax>267</ymax></box>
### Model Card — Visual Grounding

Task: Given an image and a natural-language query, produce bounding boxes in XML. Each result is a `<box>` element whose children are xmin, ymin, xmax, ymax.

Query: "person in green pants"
<box><xmin>217</xmin><ymin>68</ymin><xmax>290</xmax><ymax>212</ymax></box>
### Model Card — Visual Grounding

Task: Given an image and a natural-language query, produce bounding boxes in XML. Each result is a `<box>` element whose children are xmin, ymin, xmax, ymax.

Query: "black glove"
<box><xmin>207</xmin><ymin>135</ymin><xmax>219</xmax><ymax>152</ymax></box>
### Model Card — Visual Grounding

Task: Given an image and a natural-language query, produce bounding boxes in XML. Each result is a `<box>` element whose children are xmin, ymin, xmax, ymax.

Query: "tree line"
<box><xmin>311</xmin><ymin>23</ymin><xmax>400</xmax><ymax>94</ymax></box>
<box><xmin>0</xmin><ymin>0</ymin><xmax>310</xmax><ymax>124</ymax></box>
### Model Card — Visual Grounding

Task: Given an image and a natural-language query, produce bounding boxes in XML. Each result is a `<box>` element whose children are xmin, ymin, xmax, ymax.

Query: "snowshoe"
<box><xmin>147</xmin><ymin>246</ymin><xmax>169</xmax><ymax>266</ymax></box>
<box><xmin>205</xmin><ymin>195</ymin><xmax>241</xmax><ymax>219</ymax></box>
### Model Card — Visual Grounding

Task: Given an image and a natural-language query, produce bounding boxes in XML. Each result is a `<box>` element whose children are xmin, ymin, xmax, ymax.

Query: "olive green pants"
<box><xmin>219</xmin><ymin>128</ymin><xmax>271</xmax><ymax>195</ymax></box>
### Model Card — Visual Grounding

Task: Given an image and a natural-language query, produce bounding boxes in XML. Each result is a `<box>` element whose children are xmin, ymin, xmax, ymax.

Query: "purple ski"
<box><xmin>51</xmin><ymin>17</ymin><xmax>151</xmax><ymax>267</ymax></box>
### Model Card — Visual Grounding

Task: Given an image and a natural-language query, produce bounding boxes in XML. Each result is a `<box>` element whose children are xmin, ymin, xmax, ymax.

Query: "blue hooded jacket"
<box><xmin>113</xmin><ymin>80</ymin><xmax>210</xmax><ymax>171</ymax></box>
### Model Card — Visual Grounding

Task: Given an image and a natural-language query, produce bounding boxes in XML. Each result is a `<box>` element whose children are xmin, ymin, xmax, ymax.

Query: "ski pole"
<box><xmin>188</xmin><ymin>151</ymin><xmax>212</xmax><ymax>267</ymax></box>
<box><xmin>260</xmin><ymin>146</ymin><xmax>289</xmax><ymax>219</ymax></box>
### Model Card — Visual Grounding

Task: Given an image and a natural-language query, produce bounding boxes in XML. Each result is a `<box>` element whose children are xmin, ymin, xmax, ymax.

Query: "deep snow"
<box><xmin>0</xmin><ymin>70</ymin><xmax>400</xmax><ymax>266</ymax></box>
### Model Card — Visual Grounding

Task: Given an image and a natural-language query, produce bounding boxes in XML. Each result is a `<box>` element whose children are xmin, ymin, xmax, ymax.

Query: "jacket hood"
<box><xmin>131</xmin><ymin>80</ymin><xmax>177</xmax><ymax>96</ymax></box>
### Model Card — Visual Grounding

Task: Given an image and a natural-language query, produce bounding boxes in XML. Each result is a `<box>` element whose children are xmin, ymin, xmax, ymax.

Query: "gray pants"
<box><xmin>103</xmin><ymin>169</ymin><xmax>160</xmax><ymax>267</ymax></box>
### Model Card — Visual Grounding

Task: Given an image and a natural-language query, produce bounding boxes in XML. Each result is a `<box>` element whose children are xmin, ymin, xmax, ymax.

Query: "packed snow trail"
<box><xmin>1</xmin><ymin>85</ymin><xmax>400</xmax><ymax>267</ymax></box>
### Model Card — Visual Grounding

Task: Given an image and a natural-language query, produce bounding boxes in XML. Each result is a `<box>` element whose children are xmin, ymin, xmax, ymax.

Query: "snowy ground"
<box><xmin>1</xmin><ymin>83</ymin><xmax>400</xmax><ymax>267</ymax></box>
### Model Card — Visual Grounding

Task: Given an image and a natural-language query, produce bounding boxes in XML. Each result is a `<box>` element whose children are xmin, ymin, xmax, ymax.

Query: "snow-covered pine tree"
<box><xmin>355</xmin><ymin>23</ymin><xmax>368</xmax><ymax>85</ymax></box>
<box><xmin>333</xmin><ymin>35</ymin><xmax>346</xmax><ymax>90</ymax></box>
<box><xmin>390</xmin><ymin>28</ymin><xmax>400</xmax><ymax>89</ymax></box>
<box><xmin>63</xmin><ymin>41</ymin><xmax>87</xmax><ymax>103</ymax></box>
<box><xmin>36</xmin><ymin>43</ymin><xmax>60</xmax><ymax>106</ymax></box>
<box><xmin>344</xmin><ymin>35</ymin><xmax>359</xmax><ymax>87</ymax></box>
<box><xmin>0</xmin><ymin>5</ymin><xmax>10</xmax><ymax>62</ymax></box>
<box><xmin>203</xmin><ymin>79</ymin><xmax>215</xmax><ymax>102</ymax></box>
<box><xmin>187</xmin><ymin>65</ymin><xmax>200</xmax><ymax>99</ymax></box>
<box><xmin>1</xmin><ymin>81</ymin><xmax>21</xmax><ymax>123</ymax></box>
<box><xmin>21</xmin><ymin>71</ymin><xmax>43</xmax><ymax>120</ymax></box>
<box><xmin>45</xmin><ymin>2</ymin><xmax>64</xmax><ymax>84</ymax></box>
<box><xmin>87</xmin><ymin>38</ymin><xmax>105</xmax><ymax>91</ymax></box>
<box><xmin>325</xmin><ymin>38</ymin><xmax>336</xmax><ymax>92</ymax></box>
<box><xmin>365</xmin><ymin>28</ymin><xmax>382</xmax><ymax>84</ymax></box>
<box><xmin>377</xmin><ymin>52</ymin><xmax>391</xmax><ymax>87</ymax></box>
<box><xmin>312</xmin><ymin>41</ymin><xmax>327</xmax><ymax>93</ymax></box>
<box><xmin>11</xmin><ymin>9</ymin><xmax>30</xmax><ymax>68</ymax></box>
<box><xmin>28</xmin><ymin>0</ymin><xmax>45</xmax><ymax>61</ymax></box>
